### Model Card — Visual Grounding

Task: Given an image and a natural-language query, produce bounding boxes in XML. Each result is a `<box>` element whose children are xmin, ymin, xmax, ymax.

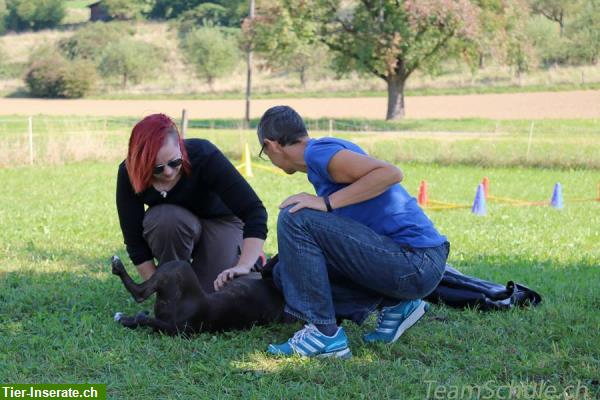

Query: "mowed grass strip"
<box><xmin>0</xmin><ymin>160</ymin><xmax>598</xmax><ymax>399</ymax></box>
<box><xmin>1</xmin><ymin>116</ymin><xmax>599</xmax><ymax>169</ymax></box>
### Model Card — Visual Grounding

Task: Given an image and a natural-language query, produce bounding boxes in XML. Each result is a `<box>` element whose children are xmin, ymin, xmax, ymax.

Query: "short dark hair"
<box><xmin>257</xmin><ymin>105</ymin><xmax>308</xmax><ymax>147</ymax></box>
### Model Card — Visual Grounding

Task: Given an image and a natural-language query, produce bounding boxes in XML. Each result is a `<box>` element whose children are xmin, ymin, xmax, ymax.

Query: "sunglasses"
<box><xmin>153</xmin><ymin>158</ymin><xmax>183</xmax><ymax>175</ymax></box>
<box><xmin>258</xmin><ymin>142</ymin><xmax>266</xmax><ymax>160</ymax></box>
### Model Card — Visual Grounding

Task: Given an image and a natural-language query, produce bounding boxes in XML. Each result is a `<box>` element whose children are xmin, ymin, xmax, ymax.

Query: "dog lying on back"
<box><xmin>110</xmin><ymin>255</ymin><xmax>286</xmax><ymax>335</ymax></box>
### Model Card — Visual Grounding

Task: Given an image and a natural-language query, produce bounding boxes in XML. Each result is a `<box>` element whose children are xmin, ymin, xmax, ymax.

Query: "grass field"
<box><xmin>1</xmin><ymin>116</ymin><xmax>599</xmax><ymax>169</ymax></box>
<box><xmin>0</xmin><ymin>117</ymin><xmax>599</xmax><ymax>398</ymax></box>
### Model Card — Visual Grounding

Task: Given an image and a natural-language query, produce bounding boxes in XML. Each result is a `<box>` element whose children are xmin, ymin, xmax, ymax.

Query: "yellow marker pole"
<box><xmin>242</xmin><ymin>143</ymin><xmax>254</xmax><ymax>177</ymax></box>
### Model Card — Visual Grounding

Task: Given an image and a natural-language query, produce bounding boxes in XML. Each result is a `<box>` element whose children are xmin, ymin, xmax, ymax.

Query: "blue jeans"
<box><xmin>273</xmin><ymin>207</ymin><xmax>449</xmax><ymax>325</ymax></box>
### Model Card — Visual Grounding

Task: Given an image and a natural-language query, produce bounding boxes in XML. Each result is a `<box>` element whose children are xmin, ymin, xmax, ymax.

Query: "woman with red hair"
<box><xmin>116</xmin><ymin>113</ymin><xmax>267</xmax><ymax>292</ymax></box>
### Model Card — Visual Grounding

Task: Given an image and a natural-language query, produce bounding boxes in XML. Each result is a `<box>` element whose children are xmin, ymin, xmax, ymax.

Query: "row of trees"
<box><xmin>0</xmin><ymin>0</ymin><xmax>249</xmax><ymax>33</ymax></box>
<box><xmin>19</xmin><ymin>21</ymin><xmax>243</xmax><ymax>98</ymax></box>
<box><xmin>245</xmin><ymin>0</ymin><xmax>599</xmax><ymax>118</ymax></box>
<box><xmin>2</xmin><ymin>0</ymin><xmax>598</xmax><ymax>118</ymax></box>
<box><xmin>23</xmin><ymin>22</ymin><xmax>164</xmax><ymax>97</ymax></box>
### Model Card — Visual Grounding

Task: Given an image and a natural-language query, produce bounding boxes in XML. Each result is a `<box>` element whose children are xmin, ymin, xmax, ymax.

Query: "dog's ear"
<box><xmin>258</xmin><ymin>254</ymin><xmax>278</xmax><ymax>278</ymax></box>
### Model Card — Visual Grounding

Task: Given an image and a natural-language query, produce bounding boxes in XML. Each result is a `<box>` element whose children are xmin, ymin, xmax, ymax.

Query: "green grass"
<box><xmin>0</xmin><ymin>160</ymin><xmax>599</xmax><ymax>398</ymax></box>
<box><xmin>64</xmin><ymin>1</ymin><xmax>96</xmax><ymax>9</ymax></box>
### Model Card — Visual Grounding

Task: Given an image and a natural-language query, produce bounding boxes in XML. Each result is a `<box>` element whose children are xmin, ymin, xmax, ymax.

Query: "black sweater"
<box><xmin>116</xmin><ymin>139</ymin><xmax>268</xmax><ymax>265</ymax></box>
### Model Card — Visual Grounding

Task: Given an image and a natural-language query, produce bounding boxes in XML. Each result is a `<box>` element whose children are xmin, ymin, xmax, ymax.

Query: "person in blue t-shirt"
<box><xmin>256</xmin><ymin>105</ymin><xmax>449</xmax><ymax>359</ymax></box>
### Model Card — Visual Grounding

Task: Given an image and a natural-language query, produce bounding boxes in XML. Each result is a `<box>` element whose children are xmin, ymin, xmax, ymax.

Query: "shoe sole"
<box><xmin>389</xmin><ymin>301</ymin><xmax>429</xmax><ymax>344</ymax></box>
<box><xmin>317</xmin><ymin>347</ymin><xmax>352</xmax><ymax>359</ymax></box>
<box><xmin>268</xmin><ymin>347</ymin><xmax>352</xmax><ymax>359</ymax></box>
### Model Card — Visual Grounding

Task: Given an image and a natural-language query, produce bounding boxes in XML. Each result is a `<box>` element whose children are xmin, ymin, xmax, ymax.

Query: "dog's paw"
<box><xmin>111</xmin><ymin>255</ymin><xmax>125</xmax><ymax>275</ymax></box>
<box><xmin>135</xmin><ymin>311</ymin><xmax>150</xmax><ymax>322</ymax></box>
<box><xmin>114</xmin><ymin>312</ymin><xmax>124</xmax><ymax>322</ymax></box>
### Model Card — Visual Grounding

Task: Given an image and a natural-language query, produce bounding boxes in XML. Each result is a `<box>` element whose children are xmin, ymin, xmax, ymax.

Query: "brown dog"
<box><xmin>110</xmin><ymin>255</ymin><xmax>286</xmax><ymax>335</ymax></box>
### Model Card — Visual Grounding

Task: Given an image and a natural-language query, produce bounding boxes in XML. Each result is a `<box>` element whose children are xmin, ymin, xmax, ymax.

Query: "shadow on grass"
<box><xmin>1</xmin><ymin>255</ymin><xmax>598</xmax><ymax>398</ymax></box>
<box><xmin>4</xmin><ymin>89</ymin><xmax>31</xmax><ymax>98</ymax></box>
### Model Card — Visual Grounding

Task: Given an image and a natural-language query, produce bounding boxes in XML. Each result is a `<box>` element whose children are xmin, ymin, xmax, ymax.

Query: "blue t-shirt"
<box><xmin>304</xmin><ymin>137</ymin><xmax>447</xmax><ymax>248</ymax></box>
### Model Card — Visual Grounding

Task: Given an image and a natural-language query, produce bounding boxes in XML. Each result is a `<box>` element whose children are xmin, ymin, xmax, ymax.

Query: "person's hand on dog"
<box><xmin>214</xmin><ymin>264</ymin><xmax>253</xmax><ymax>291</ymax></box>
<box><xmin>280</xmin><ymin>192</ymin><xmax>327</xmax><ymax>213</ymax></box>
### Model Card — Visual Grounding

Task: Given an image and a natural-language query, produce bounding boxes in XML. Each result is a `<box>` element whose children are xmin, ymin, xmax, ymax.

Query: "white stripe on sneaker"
<box><xmin>391</xmin><ymin>301</ymin><xmax>427</xmax><ymax>343</ymax></box>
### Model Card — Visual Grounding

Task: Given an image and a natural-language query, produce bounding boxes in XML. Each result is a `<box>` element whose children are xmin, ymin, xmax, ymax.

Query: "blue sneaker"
<box><xmin>267</xmin><ymin>324</ymin><xmax>352</xmax><ymax>359</ymax></box>
<box><xmin>363</xmin><ymin>299</ymin><xmax>430</xmax><ymax>344</ymax></box>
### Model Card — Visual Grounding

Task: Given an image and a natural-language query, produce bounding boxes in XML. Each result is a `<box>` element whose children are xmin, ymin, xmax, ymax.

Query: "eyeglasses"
<box><xmin>153</xmin><ymin>158</ymin><xmax>183</xmax><ymax>175</ymax></box>
<box><xmin>258</xmin><ymin>143</ymin><xmax>266</xmax><ymax>160</ymax></box>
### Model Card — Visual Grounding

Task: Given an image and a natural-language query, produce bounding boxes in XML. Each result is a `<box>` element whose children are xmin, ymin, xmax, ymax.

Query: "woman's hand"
<box><xmin>213</xmin><ymin>264</ymin><xmax>253</xmax><ymax>291</ymax></box>
<box><xmin>279</xmin><ymin>192</ymin><xmax>327</xmax><ymax>213</ymax></box>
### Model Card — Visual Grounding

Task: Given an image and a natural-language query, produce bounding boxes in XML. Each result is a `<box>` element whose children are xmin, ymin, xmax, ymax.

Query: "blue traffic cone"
<box><xmin>550</xmin><ymin>183</ymin><xmax>564</xmax><ymax>209</ymax></box>
<box><xmin>472</xmin><ymin>184</ymin><xmax>486</xmax><ymax>216</ymax></box>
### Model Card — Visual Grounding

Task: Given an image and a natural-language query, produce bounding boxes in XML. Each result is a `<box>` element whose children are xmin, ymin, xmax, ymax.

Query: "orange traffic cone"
<box><xmin>418</xmin><ymin>180</ymin><xmax>428</xmax><ymax>207</ymax></box>
<box><xmin>482</xmin><ymin>176</ymin><xmax>489</xmax><ymax>199</ymax></box>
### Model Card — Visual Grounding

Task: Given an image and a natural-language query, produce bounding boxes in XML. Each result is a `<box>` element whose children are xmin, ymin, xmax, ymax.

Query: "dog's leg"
<box><xmin>111</xmin><ymin>256</ymin><xmax>159</xmax><ymax>303</ymax></box>
<box><xmin>124</xmin><ymin>312</ymin><xmax>178</xmax><ymax>335</ymax></box>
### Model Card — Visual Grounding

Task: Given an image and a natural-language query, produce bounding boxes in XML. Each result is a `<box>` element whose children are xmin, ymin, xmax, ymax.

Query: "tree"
<box><xmin>462</xmin><ymin>0</ymin><xmax>531</xmax><ymax>71</ymax></box>
<box><xmin>150</xmin><ymin>0</ymin><xmax>246</xmax><ymax>24</ymax></box>
<box><xmin>5</xmin><ymin>0</ymin><xmax>65</xmax><ymax>31</ymax></box>
<box><xmin>25</xmin><ymin>47</ymin><xmax>97</xmax><ymax>98</ymax></box>
<box><xmin>248</xmin><ymin>1</ymin><xmax>331</xmax><ymax>87</ymax></box>
<box><xmin>98</xmin><ymin>38</ymin><xmax>163</xmax><ymax>88</ymax></box>
<box><xmin>566</xmin><ymin>0</ymin><xmax>600</xmax><ymax>65</ymax></box>
<box><xmin>58</xmin><ymin>22</ymin><xmax>135</xmax><ymax>62</ymax></box>
<box><xmin>176</xmin><ymin>3</ymin><xmax>230</xmax><ymax>36</ymax></box>
<box><xmin>0</xmin><ymin>0</ymin><xmax>7</xmax><ymax>34</ymax></box>
<box><xmin>528</xmin><ymin>0</ymin><xmax>582</xmax><ymax>37</ymax></box>
<box><xmin>181</xmin><ymin>27</ymin><xmax>240</xmax><ymax>90</ymax></box>
<box><xmin>286</xmin><ymin>0</ymin><xmax>481</xmax><ymax>120</ymax></box>
<box><xmin>101</xmin><ymin>0</ymin><xmax>150</xmax><ymax>20</ymax></box>
<box><xmin>526</xmin><ymin>15</ymin><xmax>569</xmax><ymax>66</ymax></box>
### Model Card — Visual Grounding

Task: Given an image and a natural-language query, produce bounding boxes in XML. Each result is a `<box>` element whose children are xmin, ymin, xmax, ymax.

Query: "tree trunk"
<box><xmin>122</xmin><ymin>72</ymin><xmax>128</xmax><ymax>89</ymax></box>
<box><xmin>299</xmin><ymin>66</ymin><xmax>307</xmax><ymax>88</ymax></box>
<box><xmin>558</xmin><ymin>14</ymin><xmax>564</xmax><ymax>37</ymax></box>
<box><xmin>385</xmin><ymin>75</ymin><xmax>406</xmax><ymax>120</ymax></box>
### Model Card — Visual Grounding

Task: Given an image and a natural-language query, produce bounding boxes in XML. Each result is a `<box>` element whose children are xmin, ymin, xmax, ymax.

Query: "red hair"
<box><xmin>126</xmin><ymin>114</ymin><xmax>191</xmax><ymax>193</ymax></box>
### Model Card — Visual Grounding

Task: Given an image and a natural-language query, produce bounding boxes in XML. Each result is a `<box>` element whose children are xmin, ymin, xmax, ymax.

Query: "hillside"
<box><xmin>1</xmin><ymin>20</ymin><xmax>599</xmax><ymax>99</ymax></box>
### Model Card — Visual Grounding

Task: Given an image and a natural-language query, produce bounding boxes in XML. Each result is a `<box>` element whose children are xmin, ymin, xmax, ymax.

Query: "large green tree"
<box><xmin>284</xmin><ymin>0</ymin><xmax>481</xmax><ymax>119</ymax></box>
<box><xmin>248</xmin><ymin>1</ymin><xmax>330</xmax><ymax>87</ymax></box>
<box><xmin>180</xmin><ymin>27</ymin><xmax>240</xmax><ymax>90</ymax></box>
<box><xmin>98</xmin><ymin>38</ymin><xmax>163</xmax><ymax>88</ymax></box>
<box><xmin>58</xmin><ymin>22</ymin><xmax>135</xmax><ymax>62</ymax></box>
<box><xmin>528</xmin><ymin>0</ymin><xmax>583</xmax><ymax>37</ymax></box>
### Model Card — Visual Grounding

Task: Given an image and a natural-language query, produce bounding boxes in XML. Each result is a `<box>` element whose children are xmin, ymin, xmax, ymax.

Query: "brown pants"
<box><xmin>142</xmin><ymin>204</ymin><xmax>243</xmax><ymax>293</ymax></box>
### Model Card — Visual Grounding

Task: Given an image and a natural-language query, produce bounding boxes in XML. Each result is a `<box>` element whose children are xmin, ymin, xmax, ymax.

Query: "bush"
<box><xmin>58</xmin><ymin>22</ymin><xmax>135</xmax><ymax>62</ymax></box>
<box><xmin>150</xmin><ymin>0</ymin><xmax>246</xmax><ymax>24</ymax></box>
<box><xmin>177</xmin><ymin>3</ymin><xmax>229</xmax><ymax>36</ymax></box>
<box><xmin>527</xmin><ymin>16</ymin><xmax>570</xmax><ymax>66</ymax></box>
<box><xmin>25</xmin><ymin>50</ymin><xmax>96</xmax><ymax>98</ymax></box>
<box><xmin>5</xmin><ymin>0</ymin><xmax>65</xmax><ymax>31</ymax></box>
<box><xmin>102</xmin><ymin>0</ymin><xmax>149</xmax><ymax>21</ymax></box>
<box><xmin>181</xmin><ymin>27</ymin><xmax>239</xmax><ymax>89</ymax></box>
<box><xmin>98</xmin><ymin>38</ymin><xmax>163</xmax><ymax>88</ymax></box>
